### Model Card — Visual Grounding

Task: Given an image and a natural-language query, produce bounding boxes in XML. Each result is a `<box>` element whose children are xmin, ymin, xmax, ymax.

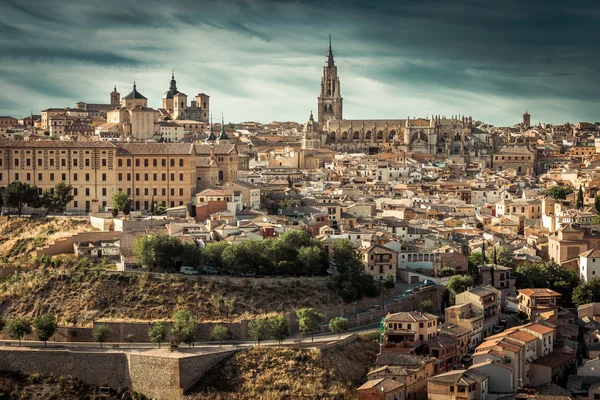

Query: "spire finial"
<box><xmin>133</xmin><ymin>80</ymin><xmax>136</xmax><ymax>90</ymax></box>
<box><xmin>114</xmin><ymin>84</ymin><xmax>116</xmax><ymax>92</ymax></box>
<box><xmin>172</xmin><ymin>70</ymin><xmax>174</xmax><ymax>79</ymax></box>
<box><xmin>326</xmin><ymin>35</ymin><xmax>335</xmax><ymax>67</ymax></box>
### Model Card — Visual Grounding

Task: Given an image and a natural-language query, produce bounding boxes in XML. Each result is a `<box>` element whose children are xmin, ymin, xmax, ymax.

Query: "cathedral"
<box><xmin>303</xmin><ymin>38</ymin><xmax>493</xmax><ymax>157</ymax></box>
<box><xmin>160</xmin><ymin>72</ymin><xmax>210</xmax><ymax>123</ymax></box>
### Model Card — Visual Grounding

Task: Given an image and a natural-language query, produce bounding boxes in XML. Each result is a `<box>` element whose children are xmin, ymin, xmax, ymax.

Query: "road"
<box><xmin>0</xmin><ymin>324</ymin><xmax>380</xmax><ymax>351</ymax></box>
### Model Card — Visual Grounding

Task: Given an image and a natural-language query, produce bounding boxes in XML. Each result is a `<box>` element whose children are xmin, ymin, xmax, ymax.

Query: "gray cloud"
<box><xmin>0</xmin><ymin>0</ymin><xmax>598</xmax><ymax>125</ymax></box>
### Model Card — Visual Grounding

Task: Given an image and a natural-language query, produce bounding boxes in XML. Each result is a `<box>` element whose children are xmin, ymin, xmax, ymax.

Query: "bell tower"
<box><xmin>317</xmin><ymin>35</ymin><xmax>343</xmax><ymax>128</ymax></box>
<box><xmin>110</xmin><ymin>85</ymin><xmax>120</xmax><ymax>106</ymax></box>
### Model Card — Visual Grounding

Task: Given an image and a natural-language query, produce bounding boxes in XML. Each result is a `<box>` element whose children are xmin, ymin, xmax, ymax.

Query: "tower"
<box><xmin>110</xmin><ymin>85</ymin><xmax>120</xmax><ymax>106</ymax></box>
<box><xmin>302</xmin><ymin>110</ymin><xmax>320</xmax><ymax>149</ymax></box>
<box><xmin>523</xmin><ymin>111</ymin><xmax>531</xmax><ymax>129</ymax></box>
<box><xmin>162</xmin><ymin>71</ymin><xmax>180</xmax><ymax>110</ymax></box>
<box><xmin>317</xmin><ymin>35</ymin><xmax>343</xmax><ymax>128</ymax></box>
<box><xmin>217</xmin><ymin>113</ymin><xmax>230</xmax><ymax>143</ymax></box>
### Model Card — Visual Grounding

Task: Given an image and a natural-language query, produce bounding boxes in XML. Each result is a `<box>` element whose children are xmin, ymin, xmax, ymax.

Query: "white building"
<box><xmin>580</xmin><ymin>249</ymin><xmax>600</xmax><ymax>281</ymax></box>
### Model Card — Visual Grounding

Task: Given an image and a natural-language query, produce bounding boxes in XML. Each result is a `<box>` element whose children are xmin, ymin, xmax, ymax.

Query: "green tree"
<box><xmin>278</xmin><ymin>197</ymin><xmax>295</xmax><ymax>209</ymax></box>
<box><xmin>171</xmin><ymin>310</ymin><xmax>197</xmax><ymax>347</ymax></box>
<box><xmin>124</xmin><ymin>333</ymin><xmax>136</xmax><ymax>348</ymax></box>
<box><xmin>577</xmin><ymin>187</ymin><xmax>584</xmax><ymax>209</ymax></box>
<box><xmin>269</xmin><ymin>315</ymin><xmax>290</xmax><ymax>345</ymax></box>
<box><xmin>297</xmin><ymin>245</ymin><xmax>323</xmax><ymax>275</ymax></box>
<box><xmin>447</xmin><ymin>275</ymin><xmax>474</xmax><ymax>296</ymax></box>
<box><xmin>134</xmin><ymin>234</ymin><xmax>200</xmax><ymax>271</ymax></box>
<box><xmin>546</xmin><ymin>185</ymin><xmax>573</xmax><ymax>200</ymax></box>
<box><xmin>296</xmin><ymin>308</ymin><xmax>324</xmax><ymax>342</ymax></box>
<box><xmin>41</xmin><ymin>182</ymin><xmax>74</xmax><ymax>216</ymax></box>
<box><xmin>248</xmin><ymin>317</ymin><xmax>271</xmax><ymax>345</ymax></box>
<box><xmin>202</xmin><ymin>241</ymin><xmax>229</xmax><ymax>272</ymax></box>
<box><xmin>224</xmin><ymin>297</ymin><xmax>236</xmax><ymax>319</ymax></box>
<box><xmin>211</xmin><ymin>325</ymin><xmax>228</xmax><ymax>342</ymax></box>
<box><xmin>573</xmin><ymin>277</ymin><xmax>600</xmax><ymax>306</ymax></box>
<box><xmin>6</xmin><ymin>318</ymin><xmax>32</xmax><ymax>346</ymax></box>
<box><xmin>92</xmin><ymin>324</ymin><xmax>110</xmax><ymax>348</ymax></box>
<box><xmin>2</xmin><ymin>181</ymin><xmax>40</xmax><ymax>216</ymax></box>
<box><xmin>488</xmin><ymin>246</ymin><xmax>513</xmax><ymax>267</ymax></box>
<box><xmin>592</xmin><ymin>215</ymin><xmax>600</xmax><ymax>225</ymax></box>
<box><xmin>328</xmin><ymin>316</ymin><xmax>349</xmax><ymax>338</ymax></box>
<box><xmin>111</xmin><ymin>192</ymin><xmax>132</xmax><ymax>218</ymax></box>
<box><xmin>384</xmin><ymin>273</ymin><xmax>396</xmax><ymax>289</ymax></box>
<box><xmin>32</xmin><ymin>314</ymin><xmax>57</xmax><ymax>347</ymax></box>
<box><xmin>148</xmin><ymin>321</ymin><xmax>168</xmax><ymax>348</ymax></box>
<box><xmin>331</xmin><ymin>239</ymin><xmax>357</xmax><ymax>273</ymax></box>
<box><xmin>514</xmin><ymin>261</ymin><xmax>580</xmax><ymax>306</ymax></box>
<box><xmin>595</xmin><ymin>195</ymin><xmax>600</xmax><ymax>213</ymax></box>
<box><xmin>419</xmin><ymin>299</ymin><xmax>434</xmax><ymax>313</ymax></box>
<box><xmin>222</xmin><ymin>240</ymin><xmax>270</xmax><ymax>275</ymax></box>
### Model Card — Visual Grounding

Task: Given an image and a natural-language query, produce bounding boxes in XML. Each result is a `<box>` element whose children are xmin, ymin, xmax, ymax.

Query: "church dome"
<box><xmin>303</xmin><ymin>111</ymin><xmax>319</xmax><ymax>134</ymax></box>
<box><xmin>163</xmin><ymin>72</ymin><xmax>180</xmax><ymax>99</ymax></box>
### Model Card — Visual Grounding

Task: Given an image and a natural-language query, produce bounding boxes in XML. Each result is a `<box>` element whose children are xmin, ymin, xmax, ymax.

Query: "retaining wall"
<box><xmin>34</xmin><ymin>231</ymin><xmax>121</xmax><ymax>257</ymax></box>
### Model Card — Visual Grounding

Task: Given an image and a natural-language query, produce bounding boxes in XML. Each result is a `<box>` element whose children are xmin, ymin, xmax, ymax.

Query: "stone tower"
<box><xmin>523</xmin><ymin>111</ymin><xmax>531</xmax><ymax>129</ymax></box>
<box><xmin>110</xmin><ymin>85</ymin><xmax>120</xmax><ymax>106</ymax></box>
<box><xmin>302</xmin><ymin>110</ymin><xmax>321</xmax><ymax>149</ymax></box>
<box><xmin>317</xmin><ymin>35</ymin><xmax>343</xmax><ymax>128</ymax></box>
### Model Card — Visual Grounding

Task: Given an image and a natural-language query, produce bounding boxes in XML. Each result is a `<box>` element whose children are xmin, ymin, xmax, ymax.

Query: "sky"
<box><xmin>0</xmin><ymin>0</ymin><xmax>599</xmax><ymax>126</ymax></box>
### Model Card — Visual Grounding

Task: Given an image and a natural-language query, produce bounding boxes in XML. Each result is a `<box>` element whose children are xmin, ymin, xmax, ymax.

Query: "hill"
<box><xmin>0</xmin><ymin>263</ymin><xmax>349</xmax><ymax>325</ymax></box>
<box><xmin>0</xmin><ymin>371</ymin><xmax>143</xmax><ymax>399</ymax></box>
<box><xmin>184</xmin><ymin>337</ymin><xmax>379</xmax><ymax>400</ymax></box>
<box><xmin>0</xmin><ymin>217</ymin><xmax>96</xmax><ymax>260</ymax></box>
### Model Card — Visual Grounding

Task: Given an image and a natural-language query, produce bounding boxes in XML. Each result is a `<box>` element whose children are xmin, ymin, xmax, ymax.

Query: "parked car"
<box><xmin>492</xmin><ymin>325</ymin><xmax>504</xmax><ymax>334</ymax></box>
<box><xmin>503</xmin><ymin>309</ymin><xmax>517</xmax><ymax>315</ymax></box>
<box><xmin>180</xmin><ymin>266</ymin><xmax>200</xmax><ymax>275</ymax></box>
<box><xmin>404</xmin><ymin>289</ymin><xmax>415</xmax><ymax>296</ymax></box>
<box><xmin>201</xmin><ymin>266</ymin><xmax>219</xmax><ymax>275</ymax></box>
<box><xmin>394</xmin><ymin>294</ymin><xmax>407</xmax><ymax>302</ymax></box>
<box><xmin>499</xmin><ymin>319</ymin><xmax>507</xmax><ymax>327</ymax></box>
<box><xmin>63</xmin><ymin>211</ymin><xmax>75</xmax><ymax>216</ymax></box>
<box><xmin>422</xmin><ymin>279</ymin><xmax>435</xmax><ymax>287</ymax></box>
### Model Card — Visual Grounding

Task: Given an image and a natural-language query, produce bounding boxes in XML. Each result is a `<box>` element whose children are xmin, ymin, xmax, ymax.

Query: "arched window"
<box><xmin>180</xmin><ymin>101</ymin><xmax>184</xmax><ymax>108</ymax></box>
<box><xmin>389</xmin><ymin>130</ymin><xmax>396</xmax><ymax>139</ymax></box>
<box><xmin>218</xmin><ymin>170</ymin><xmax>224</xmax><ymax>181</ymax></box>
<box><xmin>377</xmin><ymin>131</ymin><xmax>384</xmax><ymax>140</ymax></box>
<box><xmin>324</xmin><ymin>105</ymin><xmax>328</xmax><ymax>112</ymax></box>
<box><xmin>342</xmin><ymin>131</ymin><xmax>348</xmax><ymax>139</ymax></box>
<box><xmin>329</xmin><ymin>105</ymin><xmax>333</xmax><ymax>113</ymax></box>
<box><xmin>353</xmin><ymin>131</ymin><xmax>360</xmax><ymax>140</ymax></box>
<box><xmin>366</xmin><ymin>131</ymin><xmax>372</xmax><ymax>140</ymax></box>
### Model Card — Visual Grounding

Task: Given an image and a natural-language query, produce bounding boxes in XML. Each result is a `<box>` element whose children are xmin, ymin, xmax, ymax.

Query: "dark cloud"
<box><xmin>0</xmin><ymin>0</ymin><xmax>598</xmax><ymax>124</ymax></box>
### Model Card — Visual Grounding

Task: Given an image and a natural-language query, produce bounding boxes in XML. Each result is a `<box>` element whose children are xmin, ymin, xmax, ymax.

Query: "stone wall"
<box><xmin>0</xmin><ymin>348</ymin><xmax>236</xmax><ymax>400</ymax></box>
<box><xmin>34</xmin><ymin>231</ymin><xmax>121</xmax><ymax>257</ymax></box>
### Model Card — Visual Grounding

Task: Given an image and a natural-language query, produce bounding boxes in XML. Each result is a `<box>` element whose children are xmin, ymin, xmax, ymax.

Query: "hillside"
<box><xmin>185</xmin><ymin>337</ymin><xmax>379</xmax><ymax>400</ymax></box>
<box><xmin>0</xmin><ymin>264</ymin><xmax>353</xmax><ymax>325</ymax></box>
<box><xmin>0</xmin><ymin>371</ymin><xmax>142</xmax><ymax>399</ymax></box>
<box><xmin>0</xmin><ymin>217</ymin><xmax>97</xmax><ymax>260</ymax></box>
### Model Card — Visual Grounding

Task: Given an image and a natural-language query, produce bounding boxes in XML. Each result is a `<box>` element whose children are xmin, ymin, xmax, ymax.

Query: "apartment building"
<box><xmin>455</xmin><ymin>286</ymin><xmax>501</xmax><ymax>338</ymax></box>
<box><xmin>427</xmin><ymin>369</ymin><xmax>489</xmax><ymax>400</ymax></box>
<box><xmin>517</xmin><ymin>288</ymin><xmax>561</xmax><ymax>320</ymax></box>
<box><xmin>383</xmin><ymin>311</ymin><xmax>439</xmax><ymax>344</ymax></box>
<box><xmin>445</xmin><ymin>303</ymin><xmax>484</xmax><ymax>349</ymax></box>
<box><xmin>361</xmin><ymin>244</ymin><xmax>398</xmax><ymax>281</ymax></box>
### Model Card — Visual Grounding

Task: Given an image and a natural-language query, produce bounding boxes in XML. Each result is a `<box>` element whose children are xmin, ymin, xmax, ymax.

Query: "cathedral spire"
<box><xmin>326</xmin><ymin>34</ymin><xmax>335</xmax><ymax>68</ymax></box>
<box><xmin>169</xmin><ymin>71</ymin><xmax>177</xmax><ymax>91</ymax></box>
<box><xmin>207</xmin><ymin>114</ymin><xmax>217</xmax><ymax>141</ymax></box>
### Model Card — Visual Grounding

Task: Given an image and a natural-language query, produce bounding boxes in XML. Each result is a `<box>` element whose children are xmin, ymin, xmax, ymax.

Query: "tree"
<box><xmin>2</xmin><ymin>181</ymin><xmax>39</xmax><ymax>216</ymax></box>
<box><xmin>68</xmin><ymin>329</ymin><xmax>79</xmax><ymax>346</ymax></box>
<box><xmin>92</xmin><ymin>324</ymin><xmax>110</xmax><ymax>348</ymax></box>
<box><xmin>32</xmin><ymin>314</ymin><xmax>57</xmax><ymax>347</ymax></box>
<box><xmin>41</xmin><ymin>182</ymin><xmax>74</xmax><ymax>216</ymax></box>
<box><xmin>488</xmin><ymin>246</ymin><xmax>513</xmax><ymax>267</ymax></box>
<box><xmin>211</xmin><ymin>325</ymin><xmax>228</xmax><ymax>342</ymax></box>
<box><xmin>202</xmin><ymin>241</ymin><xmax>229</xmax><ymax>272</ymax></box>
<box><xmin>592</xmin><ymin>215</ymin><xmax>600</xmax><ymax>225</ymax></box>
<box><xmin>577</xmin><ymin>186</ymin><xmax>584</xmax><ymax>209</ymax></box>
<box><xmin>124</xmin><ymin>333</ymin><xmax>136</xmax><ymax>348</ymax></box>
<box><xmin>171</xmin><ymin>310</ymin><xmax>197</xmax><ymax>347</ymax></box>
<box><xmin>222</xmin><ymin>241</ymin><xmax>270</xmax><ymax>275</ymax></box>
<box><xmin>419</xmin><ymin>299</ymin><xmax>434</xmax><ymax>313</ymax></box>
<box><xmin>6</xmin><ymin>318</ymin><xmax>31</xmax><ymax>346</ymax></box>
<box><xmin>278</xmin><ymin>197</ymin><xmax>295</xmax><ymax>209</ymax></box>
<box><xmin>447</xmin><ymin>275</ymin><xmax>474</xmax><ymax>296</ymax></box>
<box><xmin>134</xmin><ymin>234</ymin><xmax>201</xmax><ymax>272</ymax></box>
<box><xmin>514</xmin><ymin>261</ymin><xmax>580</xmax><ymax>306</ymax></box>
<box><xmin>248</xmin><ymin>318</ymin><xmax>271</xmax><ymax>345</ymax></box>
<box><xmin>148</xmin><ymin>321</ymin><xmax>168</xmax><ymax>348</ymax></box>
<box><xmin>296</xmin><ymin>308</ymin><xmax>324</xmax><ymax>342</ymax></box>
<box><xmin>269</xmin><ymin>315</ymin><xmax>290</xmax><ymax>345</ymax></box>
<box><xmin>546</xmin><ymin>185</ymin><xmax>573</xmax><ymax>200</ymax></box>
<box><xmin>573</xmin><ymin>277</ymin><xmax>600</xmax><ymax>306</ymax></box>
<box><xmin>297</xmin><ymin>246</ymin><xmax>323</xmax><ymax>275</ymax></box>
<box><xmin>150</xmin><ymin>195</ymin><xmax>155</xmax><ymax>215</ymax></box>
<box><xmin>329</xmin><ymin>316</ymin><xmax>349</xmax><ymax>338</ymax></box>
<box><xmin>111</xmin><ymin>192</ymin><xmax>132</xmax><ymax>218</ymax></box>
<box><xmin>111</xmin><ymin>208</ymin><xmax>119</xmax><ymax>218</ymax></box>
<box><xmin>384</xmin><ymin>273</ymin><xmax>396</xmax><ymax>289</ymax></box>
<box><xmin>595</xmin><ymin>195</ymin><xmax>600</xmax><ymax>213</ymax></box>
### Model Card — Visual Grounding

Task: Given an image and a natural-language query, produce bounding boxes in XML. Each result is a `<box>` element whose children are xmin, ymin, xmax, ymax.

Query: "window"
<box><xmin>73</xmin><ymin>159</ymin><xmax>78</xmax><ymax>167</ymax></box>
<box><xmin>102</xmin><ymin>173</ymin><xmax>106</xmax><ymax>182</ymax></box>
<box><xmin>135</xmin><ymin>159</ymin><xmax>140</xmax><ymax>167</ymax></box>
<box><xmin>135</xmin><ymin>188</ymin><xmax>140</xmax><ymax>196</ymax></box>
<box><xmin>38</xmin><ymin>173</ymin><xmax>43</xmax><ymax>181</ymax></box>
<box><xmin>14</xmin><ymin>173</ymin><xmax>19</xmax><ymax>181</ymax></box>
<box><xmin>179</xmin><ymin>173</ymin><xmax>184</xmax><ymax>181</ymax></box>
<box><xmin>26</xmin><ymin>173</ymin><xmax>31</xmax><ymax>181</ymax></box>
<box><xmin>102</xmin><ymin>188</ymin><xmax>107</xmax><ymax>196</ymax></box>
<box><xmin>179</xmin><ymin>188</ymin><xmax>184</xmax><ymax>196</ymax></box>
<box><xmin>85</xmin><ymin>159</ymin><xmax>90</xmax><ymax>167</ymax></box>
<box><xmin>127</xmin><ymin>173</ymin><xmax>131</xmax><ymax>181</ymax></box>
<box><xmin>127</xmin><ymin>159</ymin><xmax>131</xmax><ymax>167</ymax></box>
<box><xmin>419</xmin><ymin>323</ymin><xmax>424</xmax><ymax>328</ymax></box>
<box><xmin>49</xmin><ymin>159</ymin><xmax>54</xmax><ymax>167</ymax></box>
<box><xmin>74</xmin><ymin>201</ymin><xmax>78</xmax><ymax>208</ymax></box>
<box><xmin>162</xmin><ymin>188</ymin><xmax>166</xmax><ymax>196</ymax></box>
<box><xmin>144</xmin><ymin>159</ymin><xmax>148</xmax><ymax>167</ymax></box>
<box><xmin>85</xmin><ymin>173</ymin><xmax>90</xmax><ymax>181</ymax></box>
<box><xmin>102</xmin><ymin>159</ymin><xmax>107</xmax><ymax>167</ymax></box>
<box><xmin>38</xmin><ymin>159</ymin><xmax>42</xmax><ymax>167</ymax></box>
<box><xmin>61</xmin><ymin>173</ymin><xmax>66</xmax><ymax>181</ymax></box>
<box><xmin>153</xmin><ymin>159</ymin><xmax>157</xmax><ymax>167</ymax></box>
<box><xmin>179</xmin><ymin>159</ymin><xmax>184</xmax><ymax>167</ymax></box>
<box><xmin>170</xmin><ymin>173</ymin><xmax>175</xmax><ymax>181</ymax></box>
<box><xmin>144</xmin><ymin>188</ymin><xmax>148</xmax><ymax>196</ymax></box>
<box><xmin>170</xmin><ymin>188</ymin><xmax>175</xmax><ymax>196</ymax></box>
<box><xmin>135</xmin><ymin>174</ymin><xmax>140</xmax><ymax>181</ymax></box>
<box><xmin>162</xmin><ymin>159</ymin><xmax>166</xmax><ymax>167</ymax></box>
<box><xmin>85</xmin><ymin>188</ymin><xmax>90</xmax><ymax>196</ymax></box>
<box><xmin>170</xmin><ymin>159</ymin><xmax>175</xmax><ymax>167</ymax></box>
<box><xmin>162</xmin><ymin>173</ymin><xmax>166</xmax><ymax>181</ymax></box>
<box><xmin>118</xmin><ymin>173</ymin><xmax>123</xmax><ymax>181</ymax></box>
<box><xmin>74</xmin><ymin>188</ymin><xmax>78</xmax><ymax>196</ymax></box>
<box><xmin>153</xmin><ymin>173</ymin><xmax>157</xmax><ymax>181</ymax></box>
<box><xmin>118</xmin><ymin>159</ymin><xmax>123</xmax><ymax>167</ymax></box>
<box><xmin>74</xmin><ymin>173</ymin><xmax>78</xmax><ymax>181</ymax></box>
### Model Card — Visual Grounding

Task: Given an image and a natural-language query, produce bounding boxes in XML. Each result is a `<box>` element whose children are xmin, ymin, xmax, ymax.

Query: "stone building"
<box><xmin>105</xmin><ymin>83</ymin><xmax>158</xmax><ymax>141</ymax></box>
<box><xmin>303</xmin><ymin>37</ymin><xmax>492</xmax><ymax>157</ymax></box>
<box><xmin>161</xmin><ymin>72</ymin><xmax>209</xmax><ymax>122</ymax></box>
<box><xmin>0</xmin><ymin>140</ymin><xmax>238</xmax><ymax>213</ymax></box>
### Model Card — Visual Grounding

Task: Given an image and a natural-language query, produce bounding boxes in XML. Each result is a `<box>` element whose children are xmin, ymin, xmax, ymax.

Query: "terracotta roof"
<box><xmin>357</xmin><ymin>378</ymin><xmax>403</xmax><ymax>392</ymax></box>
<box><xmin>194</xmin><ymin>143</ymin><xmax>236</xmax><ymax>155</ymax></box>
<box><xmin>518</xmin><ymin>288</ymin><xmax>561</xmax><ymax>297</ymax></box>
<box><xmin>115</xmin><ymin>143</ymin><xmax>193</xmax><ymax>155</ymax></box>
<box><xmin>531</xmin><ymin>351</ymin><xmax>574</xmax><ymax>368</ymax></box>
<box><xmin>386</xmin><ymin>311</ymin><xmax>438</xmax><ymax>323</ymax></box>
<box><xmin>0</xmin><ymin>140</ymin><xmax>116</xmax><ymax>149</ymax></box>
<box><xmin>507</xmin><ymin>330</ymin><xmax>538</xmax><ymax>343</ymax></box>
<box><xmin>523</xmin><ymin>323</ymin><xmax>555</xmax><ymax>335</ymax></box>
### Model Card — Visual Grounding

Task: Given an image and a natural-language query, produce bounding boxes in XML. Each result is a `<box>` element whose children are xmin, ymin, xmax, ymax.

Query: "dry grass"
<box><xmin>185</xmin><ymin>338</ymin><xmax>379</xmax><ymax>400</ymax></box>
<box><xmin>0</xmin><ymin>265</ymin><xmax>344</xmax><ymax>325</ymax></box>
<box><xmin>0</xmin><ymin>217</ymin><xmax>97</xmax><ymax>260</ymax></box>
<box><xmin>0</xmin><ymin>371</ymin><xmax>141</xmax><ymax>399</ymax></box>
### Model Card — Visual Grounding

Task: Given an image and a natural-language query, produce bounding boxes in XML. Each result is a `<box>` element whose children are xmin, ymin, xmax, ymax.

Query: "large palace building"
<box><xmin>303</xmin><ymin>38</ymin><xmax>494</xmax><ymax>157</ymax></box>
